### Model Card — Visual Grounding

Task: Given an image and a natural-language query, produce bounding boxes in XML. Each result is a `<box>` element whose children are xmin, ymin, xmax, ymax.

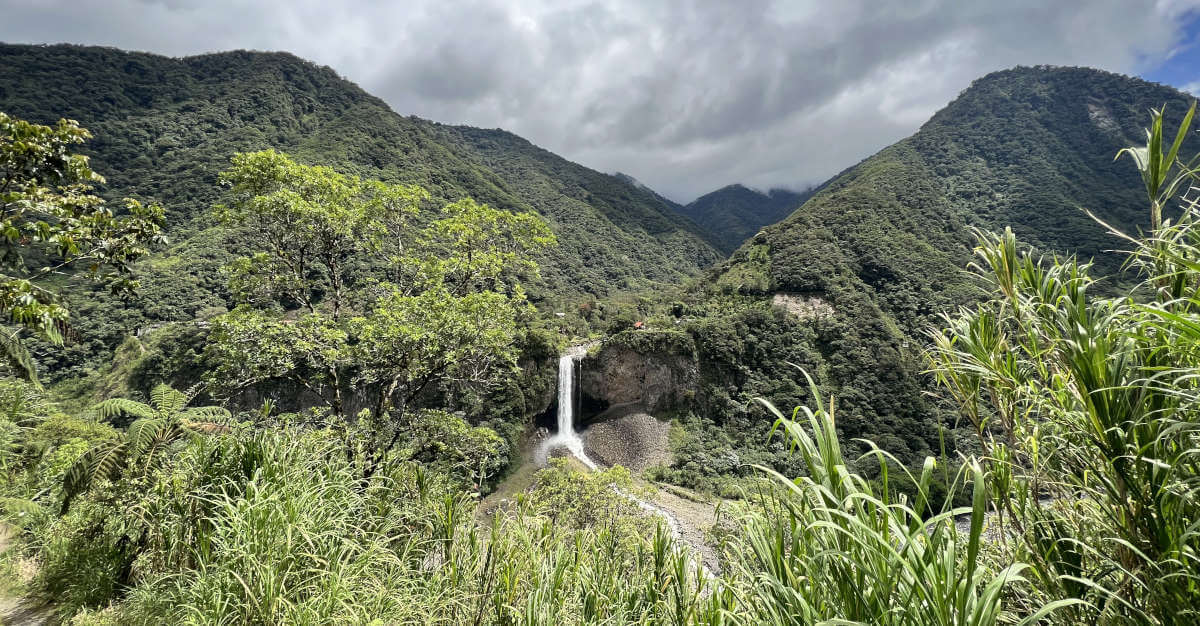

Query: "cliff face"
<box><xmin>579</xmin><ymin>331</ymin><xmax>699</xmax><ymax>419</ymax></box>
<box><xmin>522</xmin><ymin>357</ymin><xmax>559</xmax><ymax>416</ymax></box>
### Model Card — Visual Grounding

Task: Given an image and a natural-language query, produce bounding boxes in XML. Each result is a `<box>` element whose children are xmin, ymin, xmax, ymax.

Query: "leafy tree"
<box><xmin>421</xmin><ymin>197</ymin><xmax>556</xmax><ymax>296</ymax></box>
<box><xmin>61</xmin><ymin>384</ymin><xmax>230</xmax><ymax>512</ymax></box>
<box><xmin>402</xmin><ymin>409</ymin><xmax>509</xmax><ymax>491</ymax></box>
<box><xmin>0</xmin><ymin>111</ymin><xmax>166</xmax><ymax>382</ymax></box>
<box><xmin>205</xmin><ymin>152</ymin><xmax>553</xmax><ymax>475</ymax></box>
<box><xmin>216</xmin><ymin>149</ymin><xmax>427</xmax><ymax>319</ymax></box>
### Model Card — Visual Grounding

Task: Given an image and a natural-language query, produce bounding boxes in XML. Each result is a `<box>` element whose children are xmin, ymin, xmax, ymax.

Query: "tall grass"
<box><xmin>928</xmin><ymin>105</ymin><xmax>1200</xmax><ymax>623</ymax></box>
<box><xmin>719</xmin><ymin>389</ymin><xmax>1071</xmax><ymax>625</ymax></box>
<box><xmin>65</xmin><ymin>429</ymin><xmax>715</xmax><ymax>625</ymax></box>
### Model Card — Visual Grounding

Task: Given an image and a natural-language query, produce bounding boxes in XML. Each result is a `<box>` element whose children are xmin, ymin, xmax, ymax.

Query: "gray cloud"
<box><xmin>1</xmin><ymin>0</ymin><xmax>1197</xmax><ymax>201</ymax></box>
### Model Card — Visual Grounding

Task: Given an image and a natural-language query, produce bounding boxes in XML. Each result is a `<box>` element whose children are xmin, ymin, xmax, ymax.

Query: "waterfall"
<box><xmin>539</xmin><ymin>345</ymin><xmax>596</xmax><ymax>469</ymax></box>
<box><xmin>537</xmin><ymin>344</ymin><xmax>713</xmax><ymax>578</ymax></box>
<box><xmin>555</xmin><ymin>349</ymin><xmax>578</xmax><ymax>444</ymax></box>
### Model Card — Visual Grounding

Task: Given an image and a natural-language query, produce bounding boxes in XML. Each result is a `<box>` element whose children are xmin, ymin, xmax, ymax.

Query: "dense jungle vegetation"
<box><xmin>649</xmin><ymin>66</ymin><xmax>1200</xmax><ymax>492</ymax></box>
<box><xmin>2</xmin><ymin>102</ymin><xmax>1198</xmax><ymax>624</ymax></box>
<box><xmin>2</xmin><ymin>39</ymin><xmax>1199</xmax><ymax>624</ymax></box>
<box><xmin>0</xmin><ymin>43</ymin><xmax>721</xmax><ymax>383</ymax></box>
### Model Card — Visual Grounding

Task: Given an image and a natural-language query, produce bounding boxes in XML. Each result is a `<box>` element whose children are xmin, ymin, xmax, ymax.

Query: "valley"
<box><xmin>1</xmin><ymin>38</ymin><xmax>1199</xmax><ymax>625</ymax></box>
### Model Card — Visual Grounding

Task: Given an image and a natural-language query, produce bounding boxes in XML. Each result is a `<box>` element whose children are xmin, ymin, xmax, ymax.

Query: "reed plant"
<box><xmin>717</xmin><ymin>389</ymin><xmax>1072</xmax><ymax>625</ymax></box>
<box><xmin>928</xmin><ymin>104</ymin><xmax>1200</xmax><ymax>624</ymax></box>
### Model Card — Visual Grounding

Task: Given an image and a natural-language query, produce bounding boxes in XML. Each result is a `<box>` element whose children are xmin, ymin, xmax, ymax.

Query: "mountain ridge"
<box><xmin>0</xmin><ymin>42</ymin><xmax>723</xmax><ymax>377</ymax></box>
<box><xmin>666</xmin><ymin>64</ymin><xmax>1199</xmax><ymax>479</ymax></box>
<box><xmin>0</xmin><ymin>43</ymin><xmax>721</xmax><ymax>289</ymax></box>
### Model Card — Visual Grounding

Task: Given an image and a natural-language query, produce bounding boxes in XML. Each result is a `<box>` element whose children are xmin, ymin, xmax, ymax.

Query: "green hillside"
<box><xmin>5</xmin><ymin>31</ymin><xmax>1200</xmax><ymax>623</ymax></box>
<box><xmin>676</xmin><ymin>184</ymin><xmax>812</xmax><ymax>253</ymax></box>
<box><xmin>0</xmin><ymin>43</ymin><xmax>721</xmax><ymax>377</ymax></box>
<box><xmin>664</xmin><ymin>66</ymin><xmax>1199</xmax><ymax>483</ymax></box>
<box><xmin>740</xmin><ymin>65</ymin><xmax>1197</xmax><ymax>327</ymax></box>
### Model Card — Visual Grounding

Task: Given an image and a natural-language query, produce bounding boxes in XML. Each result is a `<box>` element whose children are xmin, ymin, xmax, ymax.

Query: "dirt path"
<box><xmin>645</xmin><ymin>486</ymin><xmax>722</xmax><ymax>575</ymax></box>
<box><xmin>0</xmin><ymin>524</ymin><xmax>52</xmax><ymax>626</ymax></box>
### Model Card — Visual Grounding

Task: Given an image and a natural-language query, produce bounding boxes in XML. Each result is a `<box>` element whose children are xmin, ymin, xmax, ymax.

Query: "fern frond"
<box><xmin>126</xmin><ymin>417</ymin><xmax>178</xmax><ymax>460</ymax></box>
<box><xmin>93</xmin><ymin>398</ymin><xmax>156</xmax><ymax>422</ymax></box>
<box><xmin>61</xmin><ymin>440</ymin><xmax>127</xmax><ymax>513</ymax></box>
<box><xmin>139</xmin><ymin>436</ymin><xmax>181</xmax><ymax>476</ymax></box>
<box><xmin>0</xmin><ymin>327</ymin><xmax>40</xmax><ymax>387</ymax></box>
<box><xmin>150</xmin><ymin>384</ymin><xmax>188</xmax><ymax>417</ymax></box>
<box><xmin>179</xmin><ymin>406</ymin><xmax>232</xmax><ymax>421</ymax></box>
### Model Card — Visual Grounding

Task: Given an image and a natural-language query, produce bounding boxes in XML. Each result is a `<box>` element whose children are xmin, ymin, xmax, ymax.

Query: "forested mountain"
<box><xmin>0</xmin><ymin>44</ymin><xmax>721</xmax><ymax>292</ymax></box>
<box><xmin>0</xmin><ymin>43</ymin><xmax>721</xmax><ymax>376</ymax></box>
<box><xmin>666</xmin><ymin>66</ymin><xmax>1199</xmax><ymax>482</ymax></box>
<box><xmin>675</xmin><ymin>184</ymin><xmax>812</xmax><ymax>253</ymax></box>
<box><xmin>726</xmin><ymin>65</ymin><xmax>1198</xmax><ymax>327</ymax></box>
<box><xmin>5</xmin><ymin>31</ymin><xmax>1200</xmax><ymax>623</ymax></box>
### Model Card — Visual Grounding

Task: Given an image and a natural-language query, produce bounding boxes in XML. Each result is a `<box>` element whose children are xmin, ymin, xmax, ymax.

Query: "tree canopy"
<box><xmin>204</xmin><ymin>150</ymin><xmax>554</xmax><ymax>475</ymax></box>
<box><xmin>0</xmin><ymin>111</ymin><xmax>165</xmax><ymax>383</ymax></box>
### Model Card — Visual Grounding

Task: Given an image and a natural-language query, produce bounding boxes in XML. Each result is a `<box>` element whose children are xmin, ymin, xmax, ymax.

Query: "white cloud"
<box><xmin>1</xmin><ymin>0</ymin><xmax>1198</xmax><ymax>201</ymax></box>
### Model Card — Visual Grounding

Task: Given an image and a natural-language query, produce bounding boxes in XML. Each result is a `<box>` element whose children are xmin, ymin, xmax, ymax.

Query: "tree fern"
<box><xmin>61</xmin><ymin>439</ymin><xmax>128</xmax><ymax>513</ymax></box>
<box><xmin>149</xmin><ymin>384</ymin><xmax>189</xmax><ymax>417</ymax></box>
<box><xmin>94</xmin><ymin>398</ymin><xmax>157</xmax><ymax>422</ymax></box>
<box><xmin>126</xmin><ymin>418</ymin><xmax>181</xmax><ymax>459</ymax></box>
<box><xmin>94</xmin><ymin>384</ymin><xmax>228</xmax><ymax>423</ymax></box>
<box><xmin>60</xmin><ymin>385</ymin><xmax>231</xmax><ymax>512</ymax></box>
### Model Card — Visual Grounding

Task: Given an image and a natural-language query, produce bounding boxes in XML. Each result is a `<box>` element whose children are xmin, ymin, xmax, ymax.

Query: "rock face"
<box><xmin>515</xmin><ymin>352</ymin><xmax>559</xmax><ymax>422</ymax></box>
<box><xmin>579</xmin><ymin>330</ymin><xmax>699</xmax><ymax>419</ymax></box>
<box><xmin>771</xmin><ymin>292</ymin><xmax>834</xmax><ymax>320</ymax></box>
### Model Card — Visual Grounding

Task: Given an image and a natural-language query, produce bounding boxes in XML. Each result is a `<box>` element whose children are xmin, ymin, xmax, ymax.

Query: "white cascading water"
<box><xmin>538</xmin><ymin>345</ymin><xmax>596</xmax><ymax>469</ymax></box>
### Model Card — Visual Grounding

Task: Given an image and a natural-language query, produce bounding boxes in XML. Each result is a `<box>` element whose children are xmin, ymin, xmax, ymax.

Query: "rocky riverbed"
<box><xmin>583</xmin><ymin>406</ymin><xmax>671</xmax><ymax>472</ymax></box>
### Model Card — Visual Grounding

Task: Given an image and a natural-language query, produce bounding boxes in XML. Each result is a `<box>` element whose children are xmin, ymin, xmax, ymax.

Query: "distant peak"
<box><xmin>695</xmin><ymin>184</ymin><xmax>764</xmax><ymax>201</ymax></box>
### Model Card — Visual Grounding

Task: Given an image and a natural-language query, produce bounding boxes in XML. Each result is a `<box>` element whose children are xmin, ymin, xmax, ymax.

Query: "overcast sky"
<box><xmin>3</xmin><ymin>1</ymin><xmax>1200</xmax><ymax>202</ymax></box>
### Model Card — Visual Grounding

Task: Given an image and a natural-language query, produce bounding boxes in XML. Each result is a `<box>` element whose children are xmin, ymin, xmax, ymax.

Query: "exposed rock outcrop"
<box><xmin>579</xmin><ymin>330</ymin><xmax>698</xmax><ymax>419</ymax></box>
<box><xmin>772</xmin><ymin>292</ymin><xmax>834</xmax><ymax>320</ymax></box>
